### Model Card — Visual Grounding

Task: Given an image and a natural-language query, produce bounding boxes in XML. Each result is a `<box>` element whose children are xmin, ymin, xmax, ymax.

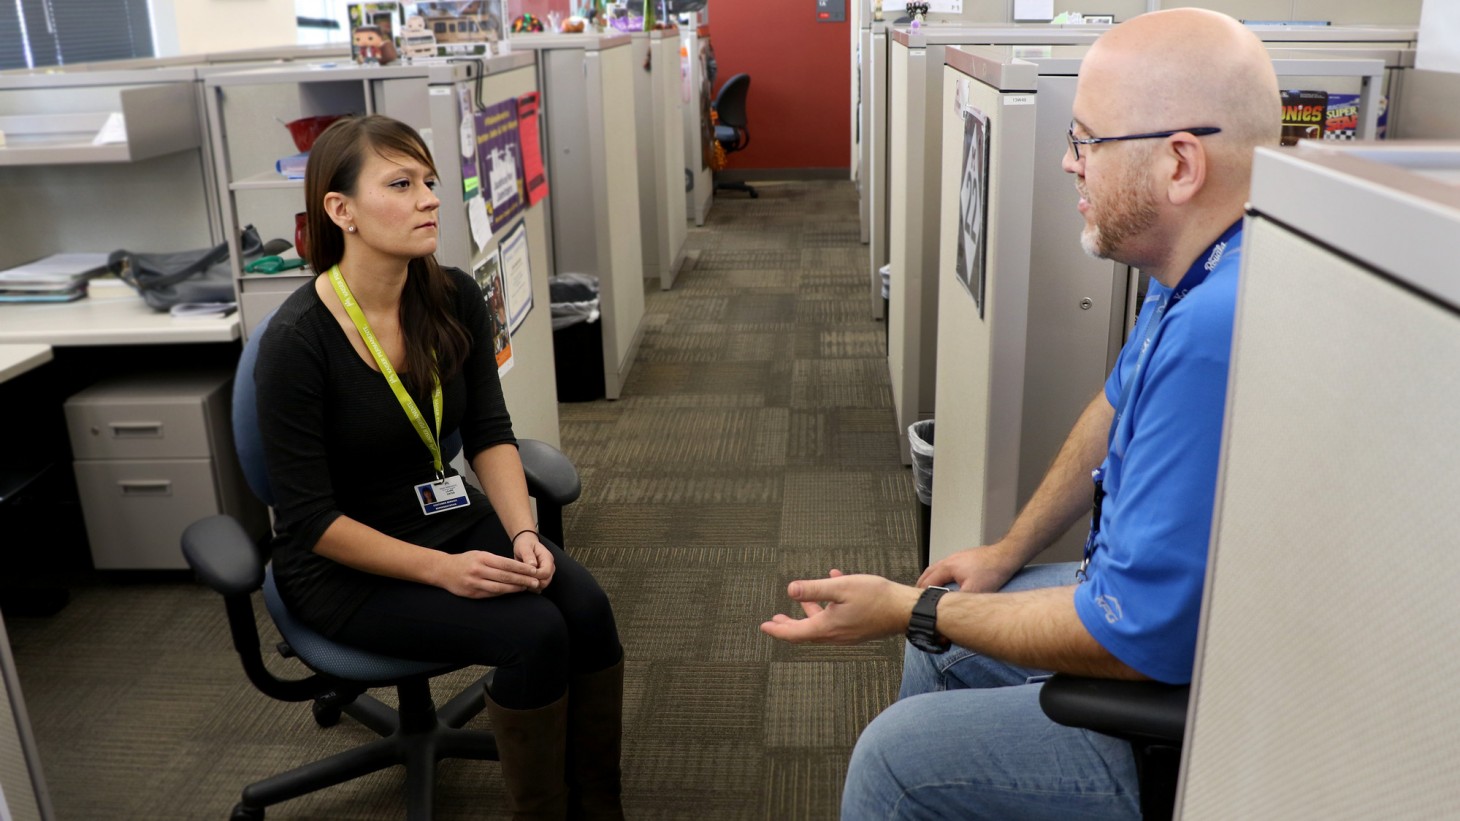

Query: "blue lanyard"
<box><xmin>1076</xmin><ymin>219</ymin><xmax>1243</xmax><ymax>582</ymax></box>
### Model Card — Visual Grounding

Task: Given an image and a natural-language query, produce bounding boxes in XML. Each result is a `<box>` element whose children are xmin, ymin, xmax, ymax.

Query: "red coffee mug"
<box><xmin>294</xmin><ymin>212</ymin><xmax>309</xmax><ymax>261</ymax></box>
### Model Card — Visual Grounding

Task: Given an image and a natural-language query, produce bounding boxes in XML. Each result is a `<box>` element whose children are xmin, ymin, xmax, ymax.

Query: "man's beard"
<box><xmin>1079</xmin><ymin>163</ymin><xmax>1159</xmax><ymax>261</ymax></box>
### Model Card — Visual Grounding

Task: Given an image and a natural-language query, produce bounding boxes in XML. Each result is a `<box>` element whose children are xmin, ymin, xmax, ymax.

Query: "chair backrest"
<box><xmin>233</xmin><ymin>307</ymin><xmax>461</xmax><ymax>509</ymax></box>
<box><xmin>713</xmin><ymin>73</ymin><xmax>751</xmax><ymax>131</ymax></box>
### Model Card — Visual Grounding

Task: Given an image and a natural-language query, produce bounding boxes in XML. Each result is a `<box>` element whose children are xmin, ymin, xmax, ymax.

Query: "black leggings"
<box><xmin>333</xmin><ymin>514</ymin><xmax>621</xmax><ymax>709</ymax></box>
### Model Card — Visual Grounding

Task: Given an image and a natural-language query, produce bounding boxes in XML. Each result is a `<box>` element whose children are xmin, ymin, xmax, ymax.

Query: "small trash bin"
<box><xmin>908</xmin><ymin>419</ymin><xmax>935</xmax><ymax>570</ymax></box>
<box><xmin>549</xmin><ymin>274</ymin><xmax>605</xmax><ymax>403</ymax></box>
<box><xmin>880</xmin><ymin>263</ymin><xmax>892</xmax><ymax>349</ymax></box>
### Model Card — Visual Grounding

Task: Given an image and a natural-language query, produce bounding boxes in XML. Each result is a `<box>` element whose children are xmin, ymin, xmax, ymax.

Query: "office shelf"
<box><xmin>230</xmin><ymin>172</ymin><xmax>305</xmax><ymax>191</ymax></box>
<box><xmin>0</xmin><ymin>83</ymin><xmax>199</xmax><ymax>166</ymax></box>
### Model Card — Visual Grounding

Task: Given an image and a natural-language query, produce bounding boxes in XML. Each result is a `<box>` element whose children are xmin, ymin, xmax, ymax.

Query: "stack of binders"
<box><xmin>0</xmin><ymin>253</ymin><xmax>109</xmax><ymax>303</ymax></box>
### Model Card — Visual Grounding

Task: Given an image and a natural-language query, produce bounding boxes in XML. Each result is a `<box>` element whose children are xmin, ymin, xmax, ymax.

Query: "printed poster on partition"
<box><xmin>458</xmin><ymin>84</ymin><xmax>481</xmax><ymax>200</ymax></box>
<box><xmin>954</xmin><ymin>103</ymin><xmax>989</xmax><ymax>318</ymax></box>
<box><xmin>474</xmin><ymin>249</ymin><xmax>514</xmax><ymax>377</ymax></box>
<box><xmin>474</xmin><ymin>98</ymin><xmax>525</xmax><ymax>233</ymax></box>
<box><xmin>499</xmin><ymin>221</ymin><xmax>533</xmax><ymax>333</ymax></box>
<box><xmin>516</xmin><ymin>91</ymin><xmax>549</xmax><ymax>206</ymax></box>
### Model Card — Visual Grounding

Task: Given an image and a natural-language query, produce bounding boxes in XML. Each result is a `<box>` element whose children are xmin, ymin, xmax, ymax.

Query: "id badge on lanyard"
<box><xmin>328</xmin><ymin>265</ymin><xmax>470</xmax><ymax>516</ymax></box>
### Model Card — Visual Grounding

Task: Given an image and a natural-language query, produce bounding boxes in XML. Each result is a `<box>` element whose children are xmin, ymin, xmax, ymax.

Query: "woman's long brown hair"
<box><xmin>304</xmin><ymin>115</ymin><xmax>472</xmax><ymax>396</ymax></box>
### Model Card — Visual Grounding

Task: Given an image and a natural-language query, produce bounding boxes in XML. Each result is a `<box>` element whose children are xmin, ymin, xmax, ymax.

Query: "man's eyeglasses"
<box><xmin>1066</xmin><ymin>121</ymin><xmax>1222</xmax><ymax>161</ymax></box>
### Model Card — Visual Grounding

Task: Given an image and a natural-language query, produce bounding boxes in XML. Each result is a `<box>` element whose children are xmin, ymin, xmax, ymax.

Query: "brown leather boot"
<box><xmin>485</xmin><ymin>689</ymin><xmax>569</xmax><ymax>820</ymax></box>
<box><xmin>566</xmin><ymin>656</ymin><xmax>625</xmax><ymax>820</ymax></box>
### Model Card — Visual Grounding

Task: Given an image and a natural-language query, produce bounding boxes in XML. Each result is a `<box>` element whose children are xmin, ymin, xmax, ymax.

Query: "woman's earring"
<box><xmin>347</xmin><ymin>225</ymin><xmax>357</xmax><ymax>233</ymax></box>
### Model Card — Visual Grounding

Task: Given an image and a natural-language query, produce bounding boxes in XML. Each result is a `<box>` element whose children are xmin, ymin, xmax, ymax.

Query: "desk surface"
<box><xmin>0</xmin><ymin>291</ymin><xmax>240</xmax><ymax>346</ymax></box>
<box><xmin>0</xmin><ymin>344</ymin><xmax>53</xmax><ymax>383</ymax></box>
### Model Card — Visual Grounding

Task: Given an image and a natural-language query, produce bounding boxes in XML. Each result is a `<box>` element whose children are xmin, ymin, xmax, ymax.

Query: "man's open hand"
<box><xmin>760</xmin><ymin>570</ymin><xmax>921</xmax><ymax>646</ymax></box>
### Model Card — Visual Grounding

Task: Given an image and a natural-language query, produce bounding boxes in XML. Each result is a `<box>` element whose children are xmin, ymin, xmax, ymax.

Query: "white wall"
<box><xmin>151</xmin><ymin>0</ymin><xmax>300</xmax><ymax>57</ymax></box>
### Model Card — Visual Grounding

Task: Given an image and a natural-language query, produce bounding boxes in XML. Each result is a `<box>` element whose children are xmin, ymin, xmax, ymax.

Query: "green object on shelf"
<box><xmin>244</xmin><ymin>256</ymin><xmax>308</xmax><ymax>274</ymax></box>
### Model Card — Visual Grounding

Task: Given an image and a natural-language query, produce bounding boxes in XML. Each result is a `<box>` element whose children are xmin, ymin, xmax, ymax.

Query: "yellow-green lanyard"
<box><xmin>327</xmin><ymin>265</ymin><xmax>444</xmax><ymax>476</ymax></box>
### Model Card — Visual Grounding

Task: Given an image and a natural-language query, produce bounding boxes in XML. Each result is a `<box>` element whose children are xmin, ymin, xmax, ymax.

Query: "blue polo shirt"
<box><xmin>1072</xmin><ymin>228</ymin><xmax>1242</xmax><ymax>685</ymax></box>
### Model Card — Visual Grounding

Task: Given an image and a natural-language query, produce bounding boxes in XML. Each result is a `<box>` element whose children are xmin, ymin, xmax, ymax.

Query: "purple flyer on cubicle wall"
<box><xmin>473</xmin><ymin>98</ymin><xmax>525</xmax><ymax>233</ymax></box>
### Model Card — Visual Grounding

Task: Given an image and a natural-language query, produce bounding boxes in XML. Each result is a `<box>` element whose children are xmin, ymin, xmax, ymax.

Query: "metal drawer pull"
<box><xmin>109</xmin><ymin>422</ymin><xmax>164</xmax><ymax>438</ymax></box>
<box><xmin>119</xmin><ymin>480</ymin><xmax>172</xmax><ymax>496</ymax></box>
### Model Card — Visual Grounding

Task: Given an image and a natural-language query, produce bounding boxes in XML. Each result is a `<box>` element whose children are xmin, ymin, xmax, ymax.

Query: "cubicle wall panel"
<box><xmin>886</xmin><ymin>42</ymin><xmax>913</xmax><ymax>448</ymax></box>
<box><xmin>867</xmin><ymin>29</ymin><xmax>889</xmax><ymax>320</ymax></box>
<box><xmin>0</xmin><ymin>154</ymin><xmax>214</xmax><ymax>272</ymax></box>
<box><xmin>596</xmin><ymin>46</ymin><xmax>648</xmax><ymax>399</ymax></box>
<box><xmin>657</xmin><ymin>34</ymin><xmax>688</xmax><ymax>287</ymax></box>
<box><xmin>928</xmin><ymin>63</ymin><xmax>1035</xmax><ymax>562</ymax></box>
<box><xmin>1180</xmin><ymin>215</ymin><xmax>1460</xmax><ymax>818</ymax></box>
<box><xmin>543</xmin><ymin>49</ymin><xmax>595</xmax><ymax>275</ymax></box>
<box><xmin>1019</xmin><ymin>70</ymin><xmax>1123</xmax><ymax>562</ymax></box>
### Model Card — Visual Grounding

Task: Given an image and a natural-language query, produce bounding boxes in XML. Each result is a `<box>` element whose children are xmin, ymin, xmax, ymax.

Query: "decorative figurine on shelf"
<box><xmin>400</xmin><ymin>15</ymin><xmax>437</xmax><ymax>60</ymax></box>
<box><xmin>352</xmin><ymin>24</ymin><xmax>399</xmax><ymax>64</ymax></box>
<box><xmin>872</xmin><ymin>0</ymin><xmax>883</xmax><ymax>22</ymax></box>
<box><xmin>512</xmin><ymin>13</ymin><xmax>546</xmax><ymax>33</ymax></box>
<box><xmin>906</xmin><ymin>2</ymin><xmax>930</xmax><ymax>29</ymax></box>
<box><xmin>561</xmin><ymin>15</ymin><xmax>587</xmax><ymax>32</ymax></box>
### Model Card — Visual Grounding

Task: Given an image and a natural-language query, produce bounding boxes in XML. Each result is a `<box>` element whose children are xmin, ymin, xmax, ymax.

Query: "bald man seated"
<box><xmin>760</xmin><ymin>10</ymin><xmax>1281</xmax><ymax>819</ymax></box>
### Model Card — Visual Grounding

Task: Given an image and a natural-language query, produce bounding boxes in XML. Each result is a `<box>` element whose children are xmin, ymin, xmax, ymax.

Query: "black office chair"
<box><xmin>181</xmin><ymin>310</ymin><xmax>582</xmax><ymax>821</ymax></box>
<box><xmin>712</xmin><ymin>73</ymin><xmax>757</xmax><ymax>199</ymax></box>
<box><xmin>1038</xmin><ymin>675</ymin><xmax>1190</xmax><ymax>820</ymax></box>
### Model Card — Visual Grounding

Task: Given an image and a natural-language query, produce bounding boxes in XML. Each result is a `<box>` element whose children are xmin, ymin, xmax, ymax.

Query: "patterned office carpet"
<box><xmin>8</xmin><ymin>180</ymin><xmax>919</xmax><ymax>820</ymax></box>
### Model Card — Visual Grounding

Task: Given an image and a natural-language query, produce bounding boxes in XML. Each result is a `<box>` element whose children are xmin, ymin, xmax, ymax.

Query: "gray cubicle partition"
<box><xmin>631</xmin><ymin>30</ymin><xmax>689</xmax><ymax>290</ymax></box>
<box><xmin>515</xmin><ymin>33</ymin><xmax>646</xmax><ymax>401</ymax></box>
<box><xmin>926</xmin><ymin>47</ymin><xmax>1037</xmax><ymax>560</ymax></box>
<box><xmin>680</xmin><ymin>17</ymin><xmax>714</xmax><ymax>227</ymax></box>
<box><xmin>0</xmin><ymin>612</ymin><xmax>51</xmax><ymax>821</ymax></box>
<box><xmin>1180</xmin><ymin>142</ymin><xmax>1460</xmax><ymax>819</ymax></box>
<box><xmin>887</xmin><ymin>29</ymin><xmax>1097</xmax><ymax>467</ymax></box>
<box><xmin>206</xmin><ymin>55</ymin><xmax>564</xmax><ymax>447</ymax></box>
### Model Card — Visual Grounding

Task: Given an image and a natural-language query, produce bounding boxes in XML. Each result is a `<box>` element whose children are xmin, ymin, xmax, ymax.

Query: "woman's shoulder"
<box><xmin>259</xmin><ymin>278</ymin><xmax>330</xmax><ymax>349</ymax></box>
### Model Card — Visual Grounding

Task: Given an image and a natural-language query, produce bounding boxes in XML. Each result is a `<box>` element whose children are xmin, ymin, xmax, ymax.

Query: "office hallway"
<box><xmin>8</xmin><ymin>179</ymin><xmax>919</xmax><ymax>820</ymax></box>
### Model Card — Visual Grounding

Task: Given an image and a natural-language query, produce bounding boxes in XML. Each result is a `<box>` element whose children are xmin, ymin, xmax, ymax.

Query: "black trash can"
<box><xmin>550</xmin><ymin>274</ymin><xmax>605</xmax><ymax>402</ymax></box>
<box><xmin>908</xmin><ymin>419</ymin><xmax>934</xmax><ymax>571</ymax></box>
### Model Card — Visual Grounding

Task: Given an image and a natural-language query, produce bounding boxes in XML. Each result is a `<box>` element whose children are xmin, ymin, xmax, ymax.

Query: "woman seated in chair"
<box><xmin>254</xmin><ymin>114</ymin><xmax>624</xmax><ymax>820</ymax></box>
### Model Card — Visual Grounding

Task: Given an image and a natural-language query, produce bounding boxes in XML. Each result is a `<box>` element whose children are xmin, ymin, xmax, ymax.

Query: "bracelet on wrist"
<box><xmin>511</xmin><ymin>528</ymin><xmax>538</xmax><ymax>544</ymax></box>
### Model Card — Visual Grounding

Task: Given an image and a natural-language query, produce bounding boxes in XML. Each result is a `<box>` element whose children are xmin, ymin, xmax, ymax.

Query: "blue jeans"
<box><xmin>842</xmin><ymin>563</ymin><xmax>1141</xmax><ymax>820</ymax></box>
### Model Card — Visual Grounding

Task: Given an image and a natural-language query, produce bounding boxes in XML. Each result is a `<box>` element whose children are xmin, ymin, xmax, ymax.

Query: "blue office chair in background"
<box><xmin>181</xmin><ymin>310</ymin><xmax>582</xmax><ymax>821</ymax></box>
<box><xmin>712</xmin><ymin>73</ymin><xmax>757</xmax><ymax>199</ymax></box>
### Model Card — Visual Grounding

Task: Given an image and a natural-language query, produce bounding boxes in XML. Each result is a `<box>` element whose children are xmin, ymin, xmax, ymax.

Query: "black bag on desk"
<box><xmin>109</xmin><ymin>226</ymin><xmax>264</xmax><ymax>311</ymax></box>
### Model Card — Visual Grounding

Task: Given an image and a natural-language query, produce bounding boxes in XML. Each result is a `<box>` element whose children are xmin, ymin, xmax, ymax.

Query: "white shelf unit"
<box><xmin>203</xmin><ymin>55</ymin><xmax>564</xmax><ymax>448</ymax></box>
<box><xmin>0</xmin><ymin>67</ymin><xmax>219</xmax><ymax>280</ymax></box>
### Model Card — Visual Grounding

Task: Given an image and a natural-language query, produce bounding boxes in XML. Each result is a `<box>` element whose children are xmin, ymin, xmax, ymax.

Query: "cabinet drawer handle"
<box><xmin>119</xmin><ymin>480</ymin><xmax>172</xmax><ymax>496</ymax></box>
<box><xmin>109</xmin><ymin>422</ymin><xmax>164</xmax><ymax>439</ymax></box>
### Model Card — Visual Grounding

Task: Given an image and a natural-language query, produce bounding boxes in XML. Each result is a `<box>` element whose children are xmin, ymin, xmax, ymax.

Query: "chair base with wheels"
<box><xmin>1038</xmin><ymin>674</ymin><xmax>1190</xmax><ymax>820</ymax></box>
<box><xmin>714</xmin><ymin>179</ymin><xmax>759</xmax><ymax>198</ymax></box>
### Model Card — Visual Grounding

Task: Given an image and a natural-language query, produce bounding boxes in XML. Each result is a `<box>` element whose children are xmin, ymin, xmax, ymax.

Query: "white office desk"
<box><xmin>0</xmin><ymin>291</ymin><xmax>240</xmax><ymax>346</ymax></box>
<box><xmin>0</xmin><ymin>344</ymin><xmax>53</xmax><ymax>383</ymax></box>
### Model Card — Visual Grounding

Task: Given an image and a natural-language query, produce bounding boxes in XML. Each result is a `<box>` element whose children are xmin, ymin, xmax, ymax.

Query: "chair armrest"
<box><xmin>518</xmin><ymin>439</ymin><xmax>581</xmax><ymax>507</ymax></box>
<box><xmin>1038</xmin><ymin>674</ymin><xmax>1190</xmax><ymax>746</ymax></box>
<box><xmin>181</xmin><ymin>514</ymin><xmax>266</xmax><ymax>597</ymax></box>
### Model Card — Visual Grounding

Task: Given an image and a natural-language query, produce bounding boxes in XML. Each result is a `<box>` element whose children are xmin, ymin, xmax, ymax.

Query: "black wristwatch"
<box><xmin>907</xmin><ymin>586</ymin><xmax>951</xmax><ymax>654</ymax></box>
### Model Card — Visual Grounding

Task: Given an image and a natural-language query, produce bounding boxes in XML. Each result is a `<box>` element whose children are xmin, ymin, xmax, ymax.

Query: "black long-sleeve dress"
<box><xmin>253</xmin><ymin>267</ymin><xmax>515</xmax><ymax>638</ymax></box>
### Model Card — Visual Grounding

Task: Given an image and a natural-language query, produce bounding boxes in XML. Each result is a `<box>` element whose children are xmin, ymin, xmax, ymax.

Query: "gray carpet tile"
<box><xmin>9</xmin><ymin>180</ymin><xmax>919</xmax><ymax>820</ymax></box>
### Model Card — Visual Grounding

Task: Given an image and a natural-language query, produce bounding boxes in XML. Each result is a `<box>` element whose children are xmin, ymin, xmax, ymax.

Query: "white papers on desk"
<box><xmin>1013</xmin><ymin>0</ymin><xmax>1054</xmax><ymax>21</ymax></box>
<box><xmin>170</xmin><ymin>301</ymin><xmax>237</xmax><ymax>319</ymax></box>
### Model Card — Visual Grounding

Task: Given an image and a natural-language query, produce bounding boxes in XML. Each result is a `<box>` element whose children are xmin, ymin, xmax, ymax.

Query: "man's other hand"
<box><xmin>917</xmin><ymin>545</ymin><xmax>1022</xmax><ymax>592</ymax></box>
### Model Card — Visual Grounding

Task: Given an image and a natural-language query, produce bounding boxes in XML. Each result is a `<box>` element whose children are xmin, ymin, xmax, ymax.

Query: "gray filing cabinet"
<box><xmin>64</xmin><ymin>370</ymin><xmax>267</xmax><ymax>570</ymax></box>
